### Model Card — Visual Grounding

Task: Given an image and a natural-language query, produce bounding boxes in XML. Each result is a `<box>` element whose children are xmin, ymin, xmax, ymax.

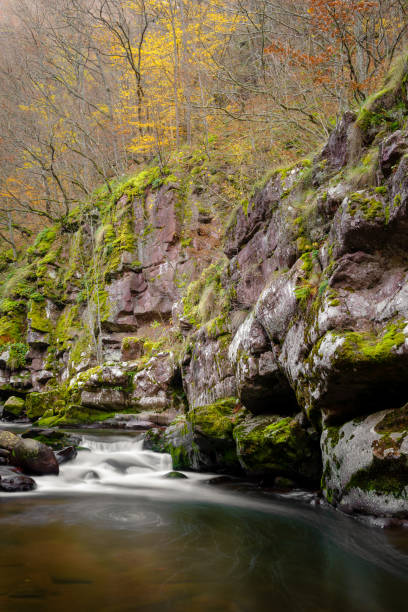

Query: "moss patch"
<box><xmin>375</xmin><ymin>404</ymin><xmax>408</xmax><ymax>434</ymax></box>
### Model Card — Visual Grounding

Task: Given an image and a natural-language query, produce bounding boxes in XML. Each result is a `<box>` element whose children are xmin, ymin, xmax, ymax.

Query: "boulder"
<box><xmin>55</xmin><ymin>446</ymin><xmax>77</xmax><ymax>465</ymax></box>
<box><xmin>0</xmin><ymin>466</ymin><xmax>36</xmax><ymax>492</ymax></box>
<box><xmin>321</xmin><ymin>404</ymin><xmax>408</xmax><ymax>517</ymax></box>
<box><xmin>145</xmin><ymin>399</ymin><xmax>243</xmax><ymax>473</ymax></box>
<box><xmin>0</xmin><ymin>430</ymin><xmax>20</xmax><ymax>451</ymax></box>
<box><xmin>21</xmin><ymin>427</ymin><xmax>77</xmax><ymax>450</ymax></box>
<box><xmin>11</xmin><ymin>438</ymin><xmax>59</xmax><ymax>475</ymax></box>
<box><xmin>2</xmin><ymin>396</ymin><xmax>25</xmax><ymax>419</ymax></box>
<box><xmin>233</xmin><ymin>414</ymin><xmax>321</xmax><ymax>483</ymax></box>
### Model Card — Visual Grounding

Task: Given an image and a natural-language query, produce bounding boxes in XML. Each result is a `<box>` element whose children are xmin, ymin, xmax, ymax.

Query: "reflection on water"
<box><xmin>0</xmin><ymin>432</ymin><xmax>407</xmax><ymax>612</ymax></box>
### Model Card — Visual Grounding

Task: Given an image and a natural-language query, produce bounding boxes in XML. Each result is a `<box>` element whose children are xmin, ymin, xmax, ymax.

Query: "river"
<box><xmin>1</xmin><ymin>426</ymin><xmax>408</xmax><ymax>611</ymax></box>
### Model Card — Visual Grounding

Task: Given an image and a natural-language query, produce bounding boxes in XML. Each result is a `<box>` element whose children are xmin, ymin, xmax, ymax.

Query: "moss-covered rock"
<box><xmin>3</xmin><ymin>395</ymin><xmax>25</xmax><ymax>419</ymax></box>
<box><xmin>26</xmin><ymin>390</ymin><xmax>66</xmax><ymax>420</ymax></box>
<box><xmin>144</xmin><ymin>417</ymin><xmax>193</xmax><ymax>470</ymax></box>
<box><xmin>0</xmin><ymin>430</ymin><xmax>20</xmax><ymax>451</ymax></box>
<box><xmin>144</xmin><ymin>400</ymin><xmax>243</xmax><ymax>472</ymax></box>
<box><xmin>11</xmin><ymin>438</ymin><xmax>59</xmax><ymax>475</ymax></box>
<box><xmin>233</xmin><ymin>414</ymin><xmax>321</xmax><ymax>483</ymax></box>
<box><xmin>321</xmin><ymin>406</ymin><xmax>408</xmax><ymax>516</ymax></box>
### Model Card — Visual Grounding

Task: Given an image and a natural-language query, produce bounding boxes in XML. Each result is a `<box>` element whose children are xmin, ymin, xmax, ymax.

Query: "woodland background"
<box><xmin>0</xmin><ymin>0</ymin><xmax>407</xmax><ymax>255</ymax></box>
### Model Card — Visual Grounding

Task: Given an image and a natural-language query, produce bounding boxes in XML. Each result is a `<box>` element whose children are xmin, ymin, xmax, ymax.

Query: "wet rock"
<box><xmin>0</xmin><ymin>466</ymin><xmax>36</xmax><ymax>492</ymax></box>
<box><xmin>11</xmin><ymin>438</ymin><xmax>59</xmax><ymax>476</ymax></box>
<box><xmin>234</xmin><ymin>414</ymin><xmax>321</xmax><ymax>483</ymax></box>
<box><xmin>121</xmin><ymin>338</ymin><xmax>144</xmax><ymax>361</ymax></box>
<box><xmin>0</xmin><ymin>430</ymin><xmax>20</xmax><ymax>452</ymax></box>
<box><xmin>55</xmin><ymin>446</ymin><xmax>77</xmax><ymax>465</ymax></box>
<box><xmin>80</xmin><ymin>388</ymin><xmax>127</xmax><ymax>411</ymax></box>
<box><xmin>146</xmin><ymin>400</ymin><xmax>243</xmax><ymax>473</ymax></box>
<box><xmin>21</xmin><ymin>428</ymin><xmax>77</xmax><ymax>450</ymax></box>
<box><xmin>321</xmin><ymin>405</ymin><xmax>408</xmax><ymax>517</ymax></box>
<box><xmin>130</xmin><ymin>354</ymin><xmax>182</xmax><ymax>412</ymax></box>
<box><xmin>2</xmin><ymin>396</ymin><xmax>25</xmax><ymax>420</ymax></box>
<box><xmin>162</xmin><ymin>471</ymin><xmax>188</xmax><ymax>479</ymax></box>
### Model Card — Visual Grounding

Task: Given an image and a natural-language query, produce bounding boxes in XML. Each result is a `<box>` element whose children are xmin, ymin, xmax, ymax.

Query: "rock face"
<box><xmin>3</xmin><ymin>56</ymin><xmax>408</xmax><ymax>515</ymax></box>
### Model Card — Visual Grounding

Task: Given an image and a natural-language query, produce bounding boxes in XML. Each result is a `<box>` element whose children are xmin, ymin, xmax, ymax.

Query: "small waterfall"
<box><xmin>28</xmin><ymin>433</ymin><xmax>175</xmax><ymax>495</ymax></box>
<box><xmin>79</xmin><ymin>435</ymin><xmax>145</xmax><ymax>454</ymax></box>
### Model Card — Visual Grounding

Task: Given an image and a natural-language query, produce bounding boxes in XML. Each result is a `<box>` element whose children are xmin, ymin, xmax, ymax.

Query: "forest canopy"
<box><xmin>0</xmin><ymin>0</ymin><xmax>406</xmax><ymax>253</ymax></box>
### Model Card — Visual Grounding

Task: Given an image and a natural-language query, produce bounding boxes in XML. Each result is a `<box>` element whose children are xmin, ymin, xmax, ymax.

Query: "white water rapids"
<box><xmin>14</xmin><ymin>433</ymin><xmax>212</xmax><ymax>498</ymax></box>
<box><xmin>37</xmin><ymin>435</ymin><xmax>171</xmax><ymax>492</ymax></box>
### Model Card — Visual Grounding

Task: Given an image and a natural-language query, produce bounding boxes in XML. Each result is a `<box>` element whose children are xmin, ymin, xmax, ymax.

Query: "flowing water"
<box><xmin>1</xmin><ymin>427</ymin><xmax>408</xmax><ymax>612</ymax></box>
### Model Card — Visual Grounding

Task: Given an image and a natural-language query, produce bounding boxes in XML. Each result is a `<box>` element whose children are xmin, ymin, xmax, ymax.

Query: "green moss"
<box><xmin>356</xmin><ymin>54</ymin><xmax>408</xmax><ymax>138</ymax></box>
<box><xmin>189</xmin><ymin>397</ymin><xmax>239</xmax><ymax>440</ymax></box>
<box><xmin>0</xmin><ymin>299</ymin><xmax>25</xmax><ymax>315</ymax></box>
<box><xmin>28</xmin><ymin>300</ymin><xmax>51</xmax><ymax>334</ymax></box>
<box><xmin>54</xmin><ymin>305</ymin><xmax>80</xmax><ymax>353</ymax></box>
<box><xmin>27</xmin><ymin>227</ymin><xmax>57</xmax><ymax>257</ymax></box>
<box><xmin>7</xmin><ymin>343</ymin><xmax>29</xmax><ymax>369</ymax></box>
<box><xmin>3</xmin><ymin>395</ymin><xmax>25</xmax><ymax>417</ymax></box>
<box><xmin>325</xmin><ymin>425</ymin><xmax>342</xmax><ymax>448</ymax></box>
<box><xmin>339</xmin><ymin>321</ymin><xmax>406</xmax><ymax>363</ymax></box>
<box><xmin>122</xmin><ymin>336</ymin><xmax>144</xmax><ymax>352</ymax></box>
<box><xmin>375</xmin><ymin>186</ymin><xmax>388</xmax><ymax>195</ymax></box>
<box><xmin>347</xmin><ymin>191</ymin><xmax>385</xmax><ymax>220</ymax></box>
<box><xmin>37</xmin><ymin>406</ymin><xmax>122</xmax><ymax>427</ymax></box>
<box><xmin>26</xmin><ymin>390</ymin><xmax>66</xmax><ymax>420</ymax></box>
<box><xmin>182</xmin><ymin>259</ymin><xmax>232</xmax><ymax>328</ymax></box>
<box><xmin>234</xmin><ymin>415</ymin><xmax>320</xmax><ymax>480</ymax></box>
<box><xmin>294</xmin><ymin>285</ymin><xmax>312</xmax><ymax>303</ymax></box>
<box><xmin>0</xmin><ymin>313</ymin><xmax>25</xmax><ymax>345</ymax></box>
<box><xmin>318</xmin><ymin>280</ymin><xmax>329</xmax><ymax>296</ymax></box>
<box><xmin>375</xmin><ymin>404</ymin><xmax>408</xmax><ymax>434</ymax></box>
<box><xmin>205</xmin><ymin>314</ymin><xmax>229</xmax><ymax>339</ymax></box>
<box><xmin>345</xmin><ymin>456</ymin><xmax>408</xmax><ymax>498</ymax></box>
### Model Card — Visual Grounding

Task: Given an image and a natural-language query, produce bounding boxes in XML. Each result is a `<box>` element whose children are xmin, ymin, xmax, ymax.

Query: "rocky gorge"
<box><xmin>2</xmin><ymin>56</ymin><xmax>408</xmax><ymax>519</ymax></box>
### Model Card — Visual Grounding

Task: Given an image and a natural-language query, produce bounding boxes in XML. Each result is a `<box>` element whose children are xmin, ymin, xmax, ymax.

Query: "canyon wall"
<box><xmin>2</xmin><ymin>56</ymin><xmax>408</xmax><ymax>517</ymax></box>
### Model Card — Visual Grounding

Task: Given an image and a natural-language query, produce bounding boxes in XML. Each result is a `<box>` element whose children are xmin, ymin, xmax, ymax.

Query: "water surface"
<box><xmin>1</xmin><ymin>431</ymin><xmax>407</xmax><ymax>612</ymax></box>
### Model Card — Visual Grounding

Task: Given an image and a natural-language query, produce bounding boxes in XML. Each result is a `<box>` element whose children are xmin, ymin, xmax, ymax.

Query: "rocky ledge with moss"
<box><xmin>2</xmin><ymin>56</ymin><xmax>408</xmax><ymax>517</ymax></box>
